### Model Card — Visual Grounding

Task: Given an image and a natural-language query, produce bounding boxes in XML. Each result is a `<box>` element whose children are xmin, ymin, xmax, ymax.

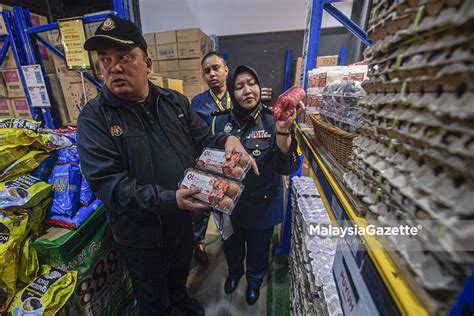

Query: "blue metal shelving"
<box><xmin>0</xmin><ymin>0</ymin><xmax>131</xmax><ymax>128</ymax></box>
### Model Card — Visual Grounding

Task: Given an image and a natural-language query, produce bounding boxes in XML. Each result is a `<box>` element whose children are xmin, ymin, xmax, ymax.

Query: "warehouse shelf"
<box><xmin>296</xmin><ymin>123</ymin><xmax>431</xmax><ymax>316</ymax></box>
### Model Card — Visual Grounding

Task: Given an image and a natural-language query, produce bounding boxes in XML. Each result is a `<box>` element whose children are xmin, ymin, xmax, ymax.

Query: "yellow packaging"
<box><xmin>0</xmin><ymin>118</ymin><xmax>40</xmax><ymax>131</ymax></box>
<box><xmin>27</xmin><ymin>197</ymin><xmax>51</xmax><ymax>237</ymax></box>
<box><xmin>17</xmin><ymin>238</ymin><xmax>39</xmax><ymax>286</ymax></box>
<box><xmin>35</xmin><ymin>132</ymin><xmax>73</xmax><ymax>152</ymax></box>
<box><xmin>0</xmin><ymin>146</ymin><xmax>29</xmax><ymax>171</ymax></box>
<box><xmin>9</xmin><ymin>265</ymin><xmax>77</xmax><ymax>316</ymax></box>
<box><xmin>0</xmin><ymin>129</ymin><xmax>38</xmax><ymax>148</ymax></box>
<box><xmin>0</xmin><ymin>210</ymin><xmax>29</xmax><ymax>312</ymax></box>
<box><xmin>0</xmin><ymin>151</ymin><xmax>49</xmax><ymax>181</ymax></box>
<box><xmin>0</xmin><ymin>175</ymin><xmax>52</xmax><ymax>209</ymax></box>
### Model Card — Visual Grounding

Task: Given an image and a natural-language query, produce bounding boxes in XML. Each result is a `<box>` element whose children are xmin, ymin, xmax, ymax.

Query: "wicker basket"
<box><xmin>309</xmin><ymin>113</ymin><xmax>356</xmax><ymax>170</ymax></box>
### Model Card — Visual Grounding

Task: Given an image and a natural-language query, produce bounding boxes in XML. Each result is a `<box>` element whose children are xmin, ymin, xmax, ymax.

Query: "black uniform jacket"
<box><xmin>77</xmin><ymin>83</ymin><xmax>227</xmax><ymax>248</ymax></box>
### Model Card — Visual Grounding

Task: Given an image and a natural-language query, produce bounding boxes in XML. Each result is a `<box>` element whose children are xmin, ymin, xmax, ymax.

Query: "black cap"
<box><xmin>83</xmin><ymin>15</ymin><xmax>147</xmax><ymax>54</ymax></box>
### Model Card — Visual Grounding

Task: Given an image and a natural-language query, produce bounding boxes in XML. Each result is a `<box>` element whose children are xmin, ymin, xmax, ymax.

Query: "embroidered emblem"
<box><xmin>224</xmin><ymin>122</ymin><xmax>233</xmax><ymax>134</ymax></box>
<box><xmin>101</xmin><ymin>18</ymin><xmax>116</xmax><ymax>31</ymax></box>
<box><xmin>110</xmin><ymin>125</ymin><xmax>123</xmax><ymax>137</ymax></box>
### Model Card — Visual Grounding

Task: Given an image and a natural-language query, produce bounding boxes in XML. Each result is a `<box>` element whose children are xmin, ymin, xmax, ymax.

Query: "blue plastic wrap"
<box><xmin>50</xmin><ymin>163</ymin><xmax>82</xmax><ymax>217</ymax></box>
<box><xmin>47</xmin><ymin>199</ymin><xmax>102</xmax><ymax>229</ymax></box>
<box><xmin>31</xmin><ymin>153</ymin><xmax>58</xmax><ymax>182</ymax></box>
<box><xmin>80</xmin><ymin>176</ymin><xmax>94</xmax><ymax>206</ymax></box>
<box><xmin>57</xmin><ymin>147</ymin><xmax>79</xmax><ymax>165</ymax></box>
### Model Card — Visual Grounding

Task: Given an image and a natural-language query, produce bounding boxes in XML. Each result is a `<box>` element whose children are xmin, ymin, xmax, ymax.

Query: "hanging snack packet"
<box><xmin>0</xmin><ymin>151</ymin><xmax>49</xmax><ymax>181</ymax></box>
<box><xmin>0</xmin><ymin>175</ymin><xmax>52</xmax><ymax>209</ymax></box>
<box><xmin>179</xmin><ymin>169</ymin><xmax>244</xmax><ymax>214</ymax></box>
<box><xmin>272</xmin><ymin>86</ymin><xmax>306</xmax><ymax>121</ymax></box>
<box><xmin>0</xmin><ymin>146</ymin><xmax>29</xmax><ymax>171</ymax></box>
<box><xmin>196</xmin><ymin>148</ymin><xmax>252</xmax><ymax>181</ymax></box>
<box><xmin>50</xmin><ymin>164</ymin><xmax>81</xmax><ymax>217</ymax></box>
<box><xmin>8</xmin><ymin>265</ymin><xmax>77</xmax><ymax>316</ymax></box>
<box><xmin>79</xmin><ymin>176</ymin><xmax>94</xmax><ymax>206</ymax></box>
<box><xmin>0</xmin><ymin>210</ymin><xmax>29</xmax><ymax>312</ymax></box>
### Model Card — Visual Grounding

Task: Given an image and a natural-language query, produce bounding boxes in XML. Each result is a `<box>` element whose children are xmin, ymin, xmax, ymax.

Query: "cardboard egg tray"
<box><xmin>365</xmin><ymin>1</ymin><xmax>474</xmax><ymax>59</ymax></box>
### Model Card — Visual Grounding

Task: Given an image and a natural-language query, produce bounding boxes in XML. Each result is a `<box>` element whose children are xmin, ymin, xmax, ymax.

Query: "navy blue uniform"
<box><xmin>212</xmin><ymin>103</ymin><xmax>300</xmax><ymax>287</ymax></box>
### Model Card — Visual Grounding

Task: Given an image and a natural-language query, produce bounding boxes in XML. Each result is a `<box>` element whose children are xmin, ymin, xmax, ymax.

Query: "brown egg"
<box><xmin>209</xmin><ymin>195</ymin><xmax>220</xmax><ymax>205</ymax></box>
<box><xmin>231</xmin><ymin>166</ymin><xmax>244</xmax><ymax>178</ymax></box>
<box><xmin>223</xmin><ymin>166</ymin><xmax>232</xmax><ymax>175</ymax></box>
<box><xmin>197</xmin><ymin>160</ymin><xmax>205</xmax><ymax>169</ymax></box>
<box><xmin>239</xmin><ymin>154</ymin><xmax>251</xmax><ymax>167</ymax></box>
<box><xmin>226</xmin><ymin>183</ymin><xmax>241</xmax><ymax>198</ymax></box>
<box><xmin>218</xmin><ymin>196</ymin><xmax>233</xmax><ymax>210</ymax></box>
<box><xmin>230</xmin><ymin>153</ymin><xmax>241</xmax><ymax>163</ymax></box>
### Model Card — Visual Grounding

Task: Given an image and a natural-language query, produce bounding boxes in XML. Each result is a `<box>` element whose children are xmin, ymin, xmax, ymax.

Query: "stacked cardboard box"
<box><xmin>0</xmin><ymin>6</ymin><xmax>56</xmax><ymax>119</ymax></box>
<box><xmin>144</xmin><ymin>28</ymin><xmax>215</xmax><ymax>99</ymax></box>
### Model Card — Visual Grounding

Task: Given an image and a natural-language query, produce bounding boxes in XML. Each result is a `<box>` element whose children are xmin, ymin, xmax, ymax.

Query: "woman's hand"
<box><xmin>224</xmin><ymin>136</ymin><xmax>260</xmax><ymax>175</ymax></box>
<box><xmin>275</xmin><ymin>101</ymin><xmax>305</xmax><ymax>132</ymax></box>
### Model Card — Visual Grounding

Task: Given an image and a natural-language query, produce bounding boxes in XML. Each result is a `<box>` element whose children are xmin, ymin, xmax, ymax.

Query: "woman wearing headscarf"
<box><xmin>211</xmin><ymin>65</ymin><xmax>303</xmax><ymax>305</ymax></box>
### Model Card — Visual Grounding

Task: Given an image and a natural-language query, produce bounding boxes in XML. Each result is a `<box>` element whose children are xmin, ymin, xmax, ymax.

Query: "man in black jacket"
<box><xmin>77</xmin><ymin>16</ymin><xmax>257</xmax><ymax>316</ymax></box>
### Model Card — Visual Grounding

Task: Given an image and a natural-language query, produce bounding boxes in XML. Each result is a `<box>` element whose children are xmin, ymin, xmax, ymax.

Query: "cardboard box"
<box><xmin>155</xmin><ymin>30</ymin><xmax>176</xmax><ymax>45</ymax></box>
<box><xmin>158</xmin><ymin>60</ymin><xmax>180</xmax><ymax>72</ymax></box>
<box><xmin>3</xmin><ymin>69</ymin><xmax>25</xmax><ymax>97</ymax></box>
<box><xmin>0</xmin><ymin>99</ymin><xmax>14</xmax><ymax>117</ymax></box>
<box><xmin>183</xmin><ymin>84</ymin><xmax>207</xmax><ymax>96</ymax></box>
<box><xmin>0</xmin><ymin>74</ymin><xmax>8</xmax><ymax>98</ymax></box>
<box><xmin>148</xmin><ymin>73</ymin><xmax>163</xmax><ymax>87</ymax></box>
<box><xmin>295</xmin><ymin>57</ymin><xmax>303</xmax><ymax>86</ymax></box>
<box><xmin>178</xmin><ymin>58</ymin><xmax>201</xmax><ymax>71</ymax></box>
<box><xmin>45</xmin><ymin>73</ymin><xmax>70</xmax><ymax>125</ymax></box>
<box><xmin>52</xmin><ymin>54</ymin><xmax>78</xmax><ymax>78</ymax></box>
<box><xmin>160</xmin><ymin>71</ymin><xmax>180</xmax><ymax>79</ymax></box>
<box><xmin>156</xmin><ymin>43</ymin><xmax>178</xmax><ymax>60</ymax></box>
<box><xmin>317</xmin><ymin>55</ymin><xmax>339</xmax><ymax>67</ymax></box>
<box><xmin>143</xmin><ymin>33</ymin><xmax>156</xmax><ymax>46</ymax></box>
<box><xmin>0</xmin><ymin>5</ymin><xmax>13</xmax><ymax>34</ymax></box>
<box><xmin>178</xmin><ymin>41</ymin><xmax>209</xmax><ymax>59</ymax></box>
<box><xmin>147</xmin><ymin>45</ymin><xmax>157</xmax><ymax>60</ymax></box>
<box><xmin>59</xmin><ymin>76</ymin><xmax>99</xmax><ymax>123</ymax></box>
<box><xmin>30</xmin><ymin>13</ymin><xmax>55</xmax><ymax>73</ymax></box>
<box><xmin>177</xmin><ymin>28</ymin><xmax>206</xmax><ymax>43</ymax></box>
<box><xmin>180</xmin><ymin>70</ymin><xmax>204</xmax><ymax>85</ymax></box>
<box><xmin>163</xmin><ymin>78</ymin><xmax>183</xmax><ymax>93</ymax></box>
<box><xmin>11</xmin><ymin>98</ymin><xmax>32</xmax><ymax>119</ymax></box>
<box><xmin>0</xmin><ymin>43</ymin><xmax>17</xmax><ymax>69</ymax></box>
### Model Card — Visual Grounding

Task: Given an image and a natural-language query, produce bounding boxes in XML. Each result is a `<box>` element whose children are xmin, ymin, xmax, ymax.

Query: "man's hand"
<box><xmin>224</xmin><ymin>136</ymin><xmax>260</xmax><ymax>175</ymax></box>
<box><xmin>176</xmin><ymin>187</ymin><xmax>209</xmax><ymax>211</ymax></box>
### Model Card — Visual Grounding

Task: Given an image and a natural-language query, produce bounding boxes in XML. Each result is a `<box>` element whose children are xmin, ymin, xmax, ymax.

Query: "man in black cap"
<box><xmin>77</xmin><ymin>15</ymin><xmax>258</xmax><ymax>316</ymax></box>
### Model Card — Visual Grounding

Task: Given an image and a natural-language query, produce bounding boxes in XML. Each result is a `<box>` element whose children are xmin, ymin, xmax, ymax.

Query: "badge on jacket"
<box><xmin>224</xmin><ymin>122</ymin><xmax>233</xmax><ymax>134</ymax></box>
<box><xmin>110</xmin><ymin>125</ymin><xmax>123</xmax><ymax>137</ymax></box>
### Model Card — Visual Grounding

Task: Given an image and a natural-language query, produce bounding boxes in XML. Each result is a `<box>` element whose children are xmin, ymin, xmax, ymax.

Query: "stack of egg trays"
<box><xmin>289</xmin><ymin>177</ymin><xmax>342</xmax><ymax>316</ymax></box>
<box><xmin>342</xmin><ymin>0</ymin><xmax>474</xmax><ymax>310</ymax></box>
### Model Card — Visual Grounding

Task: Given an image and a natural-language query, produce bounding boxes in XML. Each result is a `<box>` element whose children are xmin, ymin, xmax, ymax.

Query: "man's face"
<box><xmin>98</xmin><ymin>47</ymin><xmax>152</xmax><ymax>100</ymax></box>
<box><xmin>202</xmin><ymin>55</ymin><xmax>229</xmax><ymax>91</ymax></box>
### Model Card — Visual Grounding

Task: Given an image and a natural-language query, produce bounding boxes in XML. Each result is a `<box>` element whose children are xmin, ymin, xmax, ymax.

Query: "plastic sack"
<box><xmin>272</xmin><ymin>86</ymin><xmax>306</xmax><ymax>121</ymax></box>
<box><xmin>0</xmin><ymin>151</ymin><xmax>49</xmax><ymax>181</ymax></box>
<box><xmin>8</xmin><ymin>265</ymin><xmax>77</xmax><ymax>316</ymax></box>
<box><xmin>79</xmin><ymin>176</ymin><xmax>94</xmax><ymax>206</ymax></box>
<box><xmin>0</xmin><ymin>146</ymin><xmax>29</xmax><ymax>171</ymax></box>
<box><xmin>0</xmin><ymin>175</ymin><xmax>52</xmax><ymax>209</ymax></box>
<box><xmin>50</xmin><ymin>164</ymin><xmax>82</xmax><ymax>217</ymax></box>
<box><xmin>47</xmin><ymin>200</ymin><xmax>102</xmax><ymax>229</ymax></box>
<box><xmin>31</xmin><ymin>154</ymin><xmax>58</xmax><ymax>183</ymax></box>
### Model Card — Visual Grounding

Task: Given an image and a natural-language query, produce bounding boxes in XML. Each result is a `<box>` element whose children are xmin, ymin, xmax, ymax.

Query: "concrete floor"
<box><xmin>183</xmin><ymin>218</ymin><xmax>268</xmax><ymax>316</ymax></box>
